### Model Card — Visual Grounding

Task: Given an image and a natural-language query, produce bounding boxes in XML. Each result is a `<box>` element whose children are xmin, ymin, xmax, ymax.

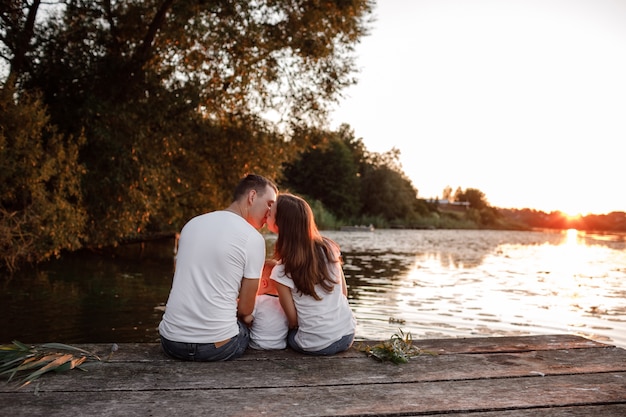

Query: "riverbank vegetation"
<box><xmin>1</xmin><ymin>1</ymin><xmax>624</xmax><ymax>272</ymax></box>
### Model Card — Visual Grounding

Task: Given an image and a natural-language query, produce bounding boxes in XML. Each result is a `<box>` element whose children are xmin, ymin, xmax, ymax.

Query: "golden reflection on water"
<box><xmin>325</xmin><ymin>229</ymin><xmax>626</xmax><ymax>349</ymax></box>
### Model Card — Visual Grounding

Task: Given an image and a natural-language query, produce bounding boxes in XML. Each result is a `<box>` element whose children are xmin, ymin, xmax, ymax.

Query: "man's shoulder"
<box><xmin>188</xmin><ymin>210</ymin><xmax>237</xmax><ymax>225</ymax></box>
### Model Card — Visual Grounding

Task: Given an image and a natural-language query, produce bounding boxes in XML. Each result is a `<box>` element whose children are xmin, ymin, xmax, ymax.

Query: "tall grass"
<box><xmin>0</xmin><ymin>340</ymin><xmax>101</xmax><ymax>388</ymax></box>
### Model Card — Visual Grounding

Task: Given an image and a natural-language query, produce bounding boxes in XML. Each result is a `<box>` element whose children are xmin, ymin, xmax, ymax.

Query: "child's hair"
<box><xmin>257</xmin><ymin>259</ymin><xmax>278</xmax><ymax>296</ymax></box>
<box><xmin>273</xmin><ymin>193</ymin><xmax>341</xmax><ymax>300</ymax></box>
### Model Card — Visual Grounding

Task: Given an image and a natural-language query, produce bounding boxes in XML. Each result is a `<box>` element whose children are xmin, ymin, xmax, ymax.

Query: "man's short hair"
<box><xmin>233</xmin><ymin>174</ymin><xmax>278</xmax><ymax>202</ymax></box>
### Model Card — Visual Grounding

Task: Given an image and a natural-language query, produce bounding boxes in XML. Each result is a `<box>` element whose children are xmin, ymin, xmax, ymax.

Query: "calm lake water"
<box><xmin>2</xmin><ymin>229</ymin><xmax>625</xmax><ymax>348</ymax></box>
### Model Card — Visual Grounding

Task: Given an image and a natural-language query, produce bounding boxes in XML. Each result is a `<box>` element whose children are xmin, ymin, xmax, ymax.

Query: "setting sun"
<box><xmin>563</xmin><ymin>212</ymin><xmax>583</xmax><ymax>222</ymax></box>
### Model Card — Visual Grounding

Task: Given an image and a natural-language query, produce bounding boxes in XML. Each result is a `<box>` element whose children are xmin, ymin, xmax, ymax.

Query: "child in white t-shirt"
<box><xmin>249</xmin><ymin>260</ymin><xmax>289</xmax><ymax>350</ymax></box>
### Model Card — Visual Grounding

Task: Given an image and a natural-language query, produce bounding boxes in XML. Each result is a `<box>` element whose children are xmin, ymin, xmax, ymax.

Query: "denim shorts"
<box><xmin>160</xmin><ymin>320</ymin><xmax>250</xmax><ymax>361</ymax></box>
<box><xmin>287</xmin><ymin>329</ymin><xmax>355</xmax><ymax>356</ymax></box>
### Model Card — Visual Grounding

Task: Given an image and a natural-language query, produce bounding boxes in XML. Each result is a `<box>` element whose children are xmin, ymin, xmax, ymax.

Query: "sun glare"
<box><xmin>565</xmin><ymin>228</ymin><xmax>579</xmax><ymax>245</ymax></box>
<box><xmin>561</xmin><ymin>211</ymin><xmax>582</xmax><ymax>221</ymax></box>
<box><xmin>557</xmin><ymin>211</ymin><xmax>584</xmax><ymax>230</ymax></box>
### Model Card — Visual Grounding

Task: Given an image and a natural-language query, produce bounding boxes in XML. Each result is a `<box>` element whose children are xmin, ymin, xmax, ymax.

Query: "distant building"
<box><xmin>432</xmin><ymin>199</ymin><xmax>470</xmax><ymax>212</ymax></box>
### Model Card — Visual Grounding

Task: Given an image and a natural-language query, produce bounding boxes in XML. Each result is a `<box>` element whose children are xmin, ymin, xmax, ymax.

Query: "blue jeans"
<box><xmin>287</xmin><ymin>329</ymin><xmax>355</xmax><ymax>356</ymax></box>
<box><xmin>160</xmin><ymin>321</ymin><xmax>250</xmax><ymax>361</ymax></box>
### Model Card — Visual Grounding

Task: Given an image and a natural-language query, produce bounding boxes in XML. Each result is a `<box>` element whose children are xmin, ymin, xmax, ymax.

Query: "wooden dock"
<box><xmin>2</xmin><ymin>334</ymin><xmax>625</xmax><ymax>416</ymax></box>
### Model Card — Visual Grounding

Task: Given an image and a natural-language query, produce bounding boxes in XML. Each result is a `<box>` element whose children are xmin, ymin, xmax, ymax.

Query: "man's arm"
<box><xmin>237</xmin><ymin>277</ymin><xmax>259</xmax><ymax>324</ymax></box>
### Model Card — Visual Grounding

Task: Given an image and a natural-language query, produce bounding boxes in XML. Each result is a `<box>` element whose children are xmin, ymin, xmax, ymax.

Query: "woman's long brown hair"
<box><xmin>273</xmin><ymin>194</ymin><xmax>341</xmax><ymax>300</ymax></box>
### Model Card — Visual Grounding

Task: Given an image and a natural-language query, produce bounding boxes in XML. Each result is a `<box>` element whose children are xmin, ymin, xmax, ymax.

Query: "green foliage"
<box><xmin>454</xmin><ymin>187</ymin><xmax>489</xmax><ymax>210</ymax></box>
<box><xmin>354</xmin><ymin>145</ymin><xmax>421</xmax><ymax>223</ymax></box>
<box><xmin>360</xmin><ymin>164</ymin><xmax>419</xmax><ymax>221</ymax></box>
<box><xmin>282</xmin><ymin>128</ymin><xmax>361</xmax><ymax>219</ymax></box>
<box><xmin>0</xmin><ymin>85</ymin><xmax>86</xmax><ymax>271</ymax></box>
<box><xmin>25</xmin><ymin>0</ymin><xmax>373</xmax><ymax>132</ymax></box>
<box><xmin>0</xmin><ymin>340</ymin><xmax>100</xmax><ymax>389</ymax></box>
<box><xmin>358</xmin><ymin>329</ymin><xmax>436</xmax><ymax>364</ymax></box>
<box><xmin>79</xmin><ymin>100</ymin><xmax>293</xmax><ymax>246</ymax></box>
<box><xmin>282</xmin><ymin>125</ymin><xmax>423</xmax><ymax>225</ymax></box>
<box><xmin>308</xmin><ymin>198</ymin><xmax>341</xmax><ymax>230</ymax></box>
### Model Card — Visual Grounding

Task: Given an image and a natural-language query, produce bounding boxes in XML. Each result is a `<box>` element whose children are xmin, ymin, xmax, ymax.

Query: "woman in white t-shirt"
<box><xmin>265</xmin><ymin>193</ymin><xmax>356</xmax><ymax>355</ymax></box>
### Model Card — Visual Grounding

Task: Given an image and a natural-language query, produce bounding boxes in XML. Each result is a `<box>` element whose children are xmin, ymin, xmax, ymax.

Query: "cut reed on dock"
<box><xmin>1</xmin><ymin>334</ymin><xmax>625</xmax><ymax>416</ymax></box>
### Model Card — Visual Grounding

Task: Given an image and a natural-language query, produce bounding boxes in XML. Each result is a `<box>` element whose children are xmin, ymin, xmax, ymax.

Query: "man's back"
<box><xmin>158</xmin><ymin>210</ymin><xmax>265</xmax><ymax>343</ymax></box>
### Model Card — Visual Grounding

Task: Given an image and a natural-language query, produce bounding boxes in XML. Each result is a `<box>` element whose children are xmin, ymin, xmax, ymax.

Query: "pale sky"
<box><xmin>330</xmin><ymin>0</ymin><xmax>626</xmax><ymax>215</ymax></box>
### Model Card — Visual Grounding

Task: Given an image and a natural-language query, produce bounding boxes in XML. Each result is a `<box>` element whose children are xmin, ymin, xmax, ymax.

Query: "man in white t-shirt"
<box><xmin>159</xmin><ymin>174</ymin><xmax>278</xmax><ymax>361</ymax></box>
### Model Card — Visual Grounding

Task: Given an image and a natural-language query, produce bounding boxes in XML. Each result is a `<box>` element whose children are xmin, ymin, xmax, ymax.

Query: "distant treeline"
<box><xmin>497</xmin><ymin>208</ymin><xmax>626</xmax><ymax>233</ymax></box>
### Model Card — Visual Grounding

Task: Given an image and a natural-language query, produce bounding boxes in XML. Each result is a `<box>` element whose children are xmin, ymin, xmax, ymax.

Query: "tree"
<box><xmin>337</xmin><ymin>123</ymin><xmax>369</xmax><ymax>174</ymax></box>
<box><xmin>1</xmin><ymin>0</ymin><xmax>374</xmax><ymax>248</ymax></box>
<box><xmin>452</xmin><ymin>187</ymin><xmax>501</xmax><ymax>226</ymax></box>
<box><xmin>282</xmin><ymin>127</ymin><xmax>361</xmax><ymax>219</ymax></box>
<box><xmin>454</xmin><ymin>187</ymin><xmax>488</xmax><ymax>210</ymax></box>
<box><xmin>441</xmin><ymin>186</ymin><xmax>453</xmax><ymax>201</ymax></box>
<box><xmin>359</xmin><ymin>147</ymin><xmax>419</xmax><ymax>222</ymax></box>
<box><xmin>284</xmin><ymin>125</ymin><xmax>424</xmax><ymax>224</ymax></box>
<box><xmin>0</xmin><ymin>85</ymin><xmax>86</xmax><ymax>271</ymax></box>
<box><xmin>360</xmin><ymin>165</ymin><xmax>418</xmax><ymax>221</ymax></box>
<box><xmin>0</xmin><ymin>0</ymin><xmax>42</xmax><ymax>89</ymax></box>
<box><xmin>23</xmin><ymin>0</ymin><xmax>373</xmax><ymax>125</ymax></box>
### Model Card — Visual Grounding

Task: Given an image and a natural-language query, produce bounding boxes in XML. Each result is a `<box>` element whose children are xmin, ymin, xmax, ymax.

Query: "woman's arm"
<box><xmin>275</xmin><ymin>281</ymin><xmax>298</xmax><ymax>329</ymax></box>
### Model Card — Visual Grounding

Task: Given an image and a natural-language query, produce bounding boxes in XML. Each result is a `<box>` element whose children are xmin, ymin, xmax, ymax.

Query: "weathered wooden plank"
<box><xmin>2</xmin><ymin>373</ymin><xmax>625</xmax><ymax>417</ymax></box>
<box><xmin>356</xmin><ymin>333</ymin><xmax>612</xmax><ymax>355</ymax></box>
<box><xmin>412</xmin><ymin>404</ymin><xmax>626</xmax><ymax>417</ymax></box>
<box><xmin>72</xmin><ymin>334</ymin><xmax>612</xmax><ymax>363</ymax></box>
<box><xmin>3</xmin><ymin>346</ymin><xmax>624</xmax><ymax>393</ymax></box>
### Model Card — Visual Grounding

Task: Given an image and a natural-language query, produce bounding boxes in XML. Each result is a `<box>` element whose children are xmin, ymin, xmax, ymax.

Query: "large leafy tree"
<box><xmin>1</xmin><ymin>0</ymin><xmax>373</xmax><ymax>248</ymax></box>
<box><xmin>1</xmin><ymin>2</ymin><xmax>87</xmax><ymax>270</ymax></box>
<box><xmin>283</xmin><ymin>125</ymin><xmax>423</xmax><ymax>223</ymax></box>
<box><xmin>0</xmin><ymin>85</ymin><xmax>86</xmax><ymax>271</ymax></box>
<box><xmin>282</xmin><ymin>126</ymin><xmax>361</xmax><ymax>219</ymax></box>
<box><xmin>360</xmin><ymin>149</ymin><xmax>419</xmax><ymax>221</ymax></box>
<box><xmin>454</xmin><ymin>187</ymin><xmax>488</xmax><ymax>210</ymax></box>
<box><xmin>452</xmin><ymin>187</ymin><xmax>501</xmax><ymax>226</ymax></box>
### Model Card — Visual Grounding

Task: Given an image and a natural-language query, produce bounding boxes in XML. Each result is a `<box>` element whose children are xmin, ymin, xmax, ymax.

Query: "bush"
<box><xmin>0</xmin><ymin>86</ymin><xmax>86</xmax><ymax>272</ymax></box>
